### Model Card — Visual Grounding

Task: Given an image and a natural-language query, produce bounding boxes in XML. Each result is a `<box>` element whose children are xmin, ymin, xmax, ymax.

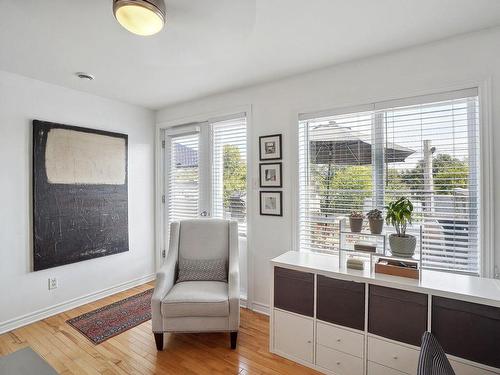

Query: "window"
<box><xmin>165</xmin><ymin>114</ymin><xmax>247</xmax><ymax>235</ymax></box>
<box><xmin>212</xmin><ymin>116</ymin><xmax>248</xmax><ymax>235</ymax></box>
<box><xmin>298</xmin><ymin>89</ymin><xmax>480</xmax><ymax>274</ymax></box>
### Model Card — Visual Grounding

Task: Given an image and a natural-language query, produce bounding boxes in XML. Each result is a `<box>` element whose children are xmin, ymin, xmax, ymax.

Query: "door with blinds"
<box><xmin>164</xmin><ymin>114</ymin><xmax>248</xmax><ymax>237</ymax></box>
<box><xmin>165</xmin><ymin>128</ymin><xmax>202</xmax><ymax>222</ymax></box>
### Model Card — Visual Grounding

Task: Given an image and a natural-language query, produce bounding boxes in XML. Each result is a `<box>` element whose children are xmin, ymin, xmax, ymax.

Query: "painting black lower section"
<box><xmin>33</xmin><ymin>120</ymin><xmax>129</xmax><ymax>271</ymax></box>
<box><xmin>33</xmin><ymin>183</ymin><xmax>129</xmax><ymax>270</ymax></box>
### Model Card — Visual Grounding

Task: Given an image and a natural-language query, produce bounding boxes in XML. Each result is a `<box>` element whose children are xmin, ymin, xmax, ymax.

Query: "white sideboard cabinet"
<box><xmin>270</xmin><ymin>251</ymin><xmax>500</xmax><ymax>375</ymax></box>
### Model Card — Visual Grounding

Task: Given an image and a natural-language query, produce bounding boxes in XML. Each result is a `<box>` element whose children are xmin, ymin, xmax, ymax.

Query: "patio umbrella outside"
<box><xmin>309</xmin><ymin>126</ymin><xmax>414</xmax><ymax>165</ymax></box>
<box><xmin>308</xmin><ymin>124</ymin><xmax>415</xmax><ymax>216</ymax></box>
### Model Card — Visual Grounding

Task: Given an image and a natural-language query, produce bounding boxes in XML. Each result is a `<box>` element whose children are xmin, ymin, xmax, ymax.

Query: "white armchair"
<box><xmin>151</xmin><ymin>219</ymin><xmax>240</xmax><ymax>350</ymax></box>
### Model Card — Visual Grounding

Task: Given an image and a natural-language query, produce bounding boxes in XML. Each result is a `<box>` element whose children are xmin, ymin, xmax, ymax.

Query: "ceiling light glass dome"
<box><xmin>113</xmin><ymin>0</ymin><xmax>166</xmax><ymax>36</ymax></box>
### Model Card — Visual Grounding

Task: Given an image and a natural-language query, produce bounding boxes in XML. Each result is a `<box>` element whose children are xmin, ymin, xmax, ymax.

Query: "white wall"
<box><xmin>0</xmin><ymin>70</ymin><xmax>156</xmax><ymax>331</ymax></box>
<box><xmin>157</xmin><ymin>27</ymin><xmax>500</xmax><ymax>310</ymax></box>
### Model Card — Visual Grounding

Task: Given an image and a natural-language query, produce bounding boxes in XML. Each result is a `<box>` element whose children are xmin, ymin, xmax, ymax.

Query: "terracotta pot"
<box><xmin>389</xmin><ymin>234</ymin><xmax>416</xmax><ymax>258</ymax></box>
<box><xmin>349</xmin><ymin>217</ymin><xmax>363</xmax><ymax>233</ymax></box>
<box><xmin>369</xmin><ymin>218</ymin><xmax>384</xmax><ymax>234</ymax></box>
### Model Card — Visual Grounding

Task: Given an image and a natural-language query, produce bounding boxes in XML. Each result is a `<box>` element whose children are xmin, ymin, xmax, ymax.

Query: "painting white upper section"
<box><xmin>1</xmin><ymin>0</ymin><xmax>500</xmax><ymax>109</ymax></box>
<box><xmin>45</xmin><ymin>129</ymin><xmax>126</xmax><ymax>185</ymax></box>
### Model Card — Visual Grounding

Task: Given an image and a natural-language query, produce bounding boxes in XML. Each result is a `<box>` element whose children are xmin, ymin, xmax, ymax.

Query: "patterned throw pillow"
<box><xmin>176</xmin><ymin>257</ymin><xmax>227</xmax><ymax>282</ymax></box>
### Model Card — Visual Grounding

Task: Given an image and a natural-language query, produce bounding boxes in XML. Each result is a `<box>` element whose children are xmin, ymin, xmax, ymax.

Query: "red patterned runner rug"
<box><xmin>66</xmin><ymin>289</ymin><xmax>153</xmax><ymax>344</ymax></box>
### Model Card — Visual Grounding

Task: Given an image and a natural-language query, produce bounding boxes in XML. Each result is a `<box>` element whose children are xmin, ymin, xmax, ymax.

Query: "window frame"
<box><xmin>293</xmin><ymin>82</ymin><xmax>494</xmax><ymax>277</ymax></box>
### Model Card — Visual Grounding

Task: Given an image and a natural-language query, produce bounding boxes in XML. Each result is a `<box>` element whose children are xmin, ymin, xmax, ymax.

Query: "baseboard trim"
<box><xmin>240</xmin><ymin>296</ymin><xmax>248</xmax><ymax>309</ymax></box>
<box><xmin>251</xmin><ymin>301</ymin><xmax>270</xmax><ymax>316</ymax></box>
<box><xmin>0</xmin><ymin>273</ymin><xmax>156</xmax><ymax>335</ymax></box>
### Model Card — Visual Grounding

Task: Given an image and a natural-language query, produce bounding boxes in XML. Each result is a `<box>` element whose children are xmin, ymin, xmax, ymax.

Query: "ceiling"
<box><xmin>1</xmin><ymin>1</ymin><xmax>500</xmax><ymax>109</ymax></box>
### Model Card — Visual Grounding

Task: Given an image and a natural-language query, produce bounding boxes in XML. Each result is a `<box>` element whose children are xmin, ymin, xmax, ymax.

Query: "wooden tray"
<box><xmin>375</xmin><ymin>258</ymin><xmax>419</xmax><ymax>279</ymax></box>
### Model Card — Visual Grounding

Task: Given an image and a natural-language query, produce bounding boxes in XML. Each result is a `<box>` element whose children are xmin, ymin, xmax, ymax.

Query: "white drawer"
<box><xmin>316</xmin><ymin>344</ymin><xmax>364</xmax><ymax>375</ymax></box>
<box><xmin>368</xmin><ymin>336</ymin><xmax>419</xmax><ymax>374</ymax></box>
<box><xmin>368</xmin><ymin>361</ymin><xmax>406</xmax><ymax>375</ymax></box>
<box><xmin>273</xmin><ymin>309</ymin><xmax>314</xmax><ymax>363</ymax></box>
<box><xmin>450</xmin><ymin>359</ymin><xmax>499</xmax><ymax>375</ymax></box>
<box><xmin>317</xmin><ymin>321</ymin><xmax>364</xmax><ymax>358</ymax></box>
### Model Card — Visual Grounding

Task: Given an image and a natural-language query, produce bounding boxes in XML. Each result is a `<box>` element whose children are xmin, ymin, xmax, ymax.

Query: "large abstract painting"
<box><xmin>33</xmin><ymin>120</ymin><xmax>129</xmax><ymax>271</ymax></box>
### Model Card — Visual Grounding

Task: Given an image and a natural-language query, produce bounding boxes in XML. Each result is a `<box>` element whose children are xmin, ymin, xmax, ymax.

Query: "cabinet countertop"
<box><xmin>271</xmin><ymin>251</ymin><xmax>500</xmax><ymax>307</ymax></box>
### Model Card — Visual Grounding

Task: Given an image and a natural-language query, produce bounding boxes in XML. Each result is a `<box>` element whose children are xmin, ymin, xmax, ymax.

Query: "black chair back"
<box><xmin>417</xmin><ymin>332</ymin><xmax>455</xmax><ymax>375</ymax></box>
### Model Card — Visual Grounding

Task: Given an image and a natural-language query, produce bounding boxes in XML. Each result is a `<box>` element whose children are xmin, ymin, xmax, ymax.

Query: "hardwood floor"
<box><xmin>0</xmin><ymin>282</ymin><xmax>321</xmax><ymax>375</ymax></box>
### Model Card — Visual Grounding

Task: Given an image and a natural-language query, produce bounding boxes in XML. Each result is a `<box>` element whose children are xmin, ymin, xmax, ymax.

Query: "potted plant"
<box><xmin>367</xmin><ymin>209</ymin><xmax>384</xmax><ymax>234</ymax></box>
<box><xmin>385</xmin><ymin>197</ymin><xmax>416</xmax><ymax>257</ymax></box>
<box><xmin>349</xmin><ymin>211</ymin><xmax>364</xmax><ymax>233</ymax></box>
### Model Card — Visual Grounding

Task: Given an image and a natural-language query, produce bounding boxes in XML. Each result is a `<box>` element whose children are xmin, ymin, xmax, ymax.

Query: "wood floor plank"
<box><xmin>0</xmin><ymin>282</ymin><xmax>321</xmax><ymax>374</ymax></box>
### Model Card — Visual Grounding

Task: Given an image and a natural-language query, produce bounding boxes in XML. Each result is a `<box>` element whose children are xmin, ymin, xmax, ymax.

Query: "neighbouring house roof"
<box><xmin>175</xmin><ymin>143</ymin><xmax>198</xmax><ymax>167</ymax></box>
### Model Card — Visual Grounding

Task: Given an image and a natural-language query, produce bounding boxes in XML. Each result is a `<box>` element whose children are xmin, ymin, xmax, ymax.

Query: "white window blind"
<box><xmin>298</xmin><ymin>90</ymin><xmax>480</xmax><ymax>274</ymax></box>
<box><xmin>211</xmin><ymin>116</ymin><xmax>247</xmax><ymax>235</ymax></box>
<box><xmin>167</xmin><ymin>132</ymin><xmax>200</xmax><ymax>222</ymax></box>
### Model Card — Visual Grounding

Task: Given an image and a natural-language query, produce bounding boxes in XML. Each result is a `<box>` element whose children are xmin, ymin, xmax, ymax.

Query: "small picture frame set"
<box><xmin>259</xmin><ymin>134</ymin><xmax>282</xmax><ymax>216</ymax></box>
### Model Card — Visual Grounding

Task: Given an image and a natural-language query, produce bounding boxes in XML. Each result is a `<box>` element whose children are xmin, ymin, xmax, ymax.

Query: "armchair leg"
<box><xmin>230</xmin><ymin>331</ymin><xmax>238</xmax><ymax>349</ymax></box>
<box><xmin>154</xmin><ymin>333</ymin><xmax>164</xmax><ymax>351</ymax></box>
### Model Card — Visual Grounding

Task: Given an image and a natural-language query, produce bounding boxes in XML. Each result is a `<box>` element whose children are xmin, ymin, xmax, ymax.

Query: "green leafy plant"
<box><xmin>385</xmin><ymin>197</ymin><xmax>413</xmax><ymax>237</ymax></box>
<box><xmin>349</xmin><ymin>211</ymin><xmax>364</xmax><ymax>218</ymax></box>
<box><xmin>366</xmin><ymin>208</ymin><xmax>382</xmax><ymax>220</ymax></box>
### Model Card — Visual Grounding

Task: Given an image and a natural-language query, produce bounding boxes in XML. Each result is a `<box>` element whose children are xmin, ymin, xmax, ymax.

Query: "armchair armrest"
<box><xmin>228</xmin><ymin>221</ymin><xmax>240</xmax><ymax>331</ymax></box>
<box><xmin>151</xmin><ymin>221</ymin><xmax>180</xmax><ymax>333</ymax></box>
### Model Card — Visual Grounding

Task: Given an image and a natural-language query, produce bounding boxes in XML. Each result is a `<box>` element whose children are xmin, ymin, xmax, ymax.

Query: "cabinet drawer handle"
<box><xmin>393</xmin><ymin>356</ymin><xmax>398</xmax><ymax>360</ymax></box>
<box><xmin>307</xmin><ymin>340</ymin><xmax>312</xmax><ymax>344</ymax></box>
<box><xmin>336</xmin><ymin>361</ymin><xmax>341</xmax><ymax>366</ymax></box>
<box><xmin>336</xmin><ymin>338</ymin><xmax>341</xmax><ymax>342</ymax></box>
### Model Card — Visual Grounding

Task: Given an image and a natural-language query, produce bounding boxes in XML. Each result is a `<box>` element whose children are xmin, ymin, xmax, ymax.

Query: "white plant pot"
<box><xmin>389</xmin><ymin>234</ymin><xmax>416</xmax><ymax>258</ymax></box>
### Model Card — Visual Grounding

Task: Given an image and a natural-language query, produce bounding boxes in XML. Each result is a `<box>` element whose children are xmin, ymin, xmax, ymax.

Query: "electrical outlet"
<box><xmin>48</xmin><ymin>277</ymin><xmax>58</xmax><ymax>290</ymax></box>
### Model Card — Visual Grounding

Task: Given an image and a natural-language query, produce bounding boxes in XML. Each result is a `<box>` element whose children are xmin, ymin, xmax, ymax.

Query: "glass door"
<box><xmin>162</xmin><ymin>115</ymin><xmax>248</xmax><ymax>296</ymax></box>
<box><xmin>164</xmin><ymin>125</ymin><xmax>210</xmax><ymax>224</ymax></box>
<box><xmin>164</xmin><ymin>117</ymin><xmax>247</xmax><ymax>229</ymax></box>
<box><xmin>163</xmin><ymin>115</ymin><xmax>247</xmax><ymax>241</ymax></box>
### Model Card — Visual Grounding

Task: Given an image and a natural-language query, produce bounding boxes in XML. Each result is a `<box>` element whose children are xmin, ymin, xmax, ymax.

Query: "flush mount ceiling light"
<box><xmin>113</xmin><ymin>0</ymin><xmax>166</xmax><ymax>36</ymax></box>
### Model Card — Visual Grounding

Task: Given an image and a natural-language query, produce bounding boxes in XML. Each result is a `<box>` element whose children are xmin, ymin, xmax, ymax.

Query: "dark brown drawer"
<box><xmin>432</xmin><ymin>296</ymin><xmax>500</xmax><ymax>368</ymax></box>
<box><xmin>369</xmin><ymin>285</ymin><xmax>428</xmax><ymax>346</ymax></box>
<box><xmin>317</xmin><ymin>275</ymin><xmax>365</xmax><ymax>330</ymax></box>
<box><xmin>274</xmin><ymin>267</ymin><xmax>314</xmax><ymax>317</ymax></box>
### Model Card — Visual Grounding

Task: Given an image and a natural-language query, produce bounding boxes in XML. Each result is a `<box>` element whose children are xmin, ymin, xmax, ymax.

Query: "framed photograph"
<box><xmin>259</xmin><ymin>134</ymin><xmax>282</xmax><ymax>160</ymax></box>
<box><xmin>259</xmin><ymin>162</ymin><xmax>282</xmax><ymax>188</ymax></box>
<box><xmin>260</xmin><ymin>191</ymin><xmax>283</xmax><ymax>216</ymax></box>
